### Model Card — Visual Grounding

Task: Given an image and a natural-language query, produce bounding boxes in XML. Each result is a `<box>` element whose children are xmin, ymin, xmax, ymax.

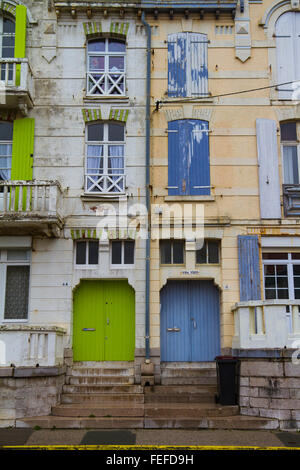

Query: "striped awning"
<box><xmin>82</xmin><ymin>108</ymin><xmax>130</xmax><ymax>123</ymax></box>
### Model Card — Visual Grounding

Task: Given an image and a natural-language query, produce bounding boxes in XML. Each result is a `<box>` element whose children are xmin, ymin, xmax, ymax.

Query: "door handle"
<box><xmin>167</xmin><ymin>327</ymin><xmax>181</xmax><ymax>332</ymax></box>
<box><xmin>107</xmin><ymin>318</ymin><xmax>109</xmax><ymax>325</ymax></box>
<box><xmin>191</xmin><ymin>318</ymin><xmax>197</xmax><ymax>329</ymax></box>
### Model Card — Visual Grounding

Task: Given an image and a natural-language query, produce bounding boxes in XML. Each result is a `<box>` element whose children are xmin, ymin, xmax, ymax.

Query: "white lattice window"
<box><xmin>87</xmin><ymin>38</ymin><xmax>126</xmax><ymax>96</ymax></box>
<box><xmin>85</xmin><ymin>121</ymin><xmax>125</xmax><ymax>194</ymax></box>
<box><xmin>0</xmin><ymin>249</ymin><xmax>30</xmax><ymax>321</ymax></box>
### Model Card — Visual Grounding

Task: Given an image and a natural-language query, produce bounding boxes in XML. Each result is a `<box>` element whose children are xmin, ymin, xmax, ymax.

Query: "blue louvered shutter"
<box><xmin>168</xmin><ymin>120</ymin><xmax>189</xmax><ymax>195</ymax></box>
<box><xmin>238</xmin><ymin>235</ymin><xmax>261</xmax><ymax>301</ymax></box>
<box><xmin>189</xmin><ymin>33</ymin><xmax>208</xmax><ymax>97</ymax></box>
<box><xmin>190</xmin><ymin>120</ymin><xmax>210</xmax><ymax>195</ymax></box>
<box><xmin>168</xmin><ymin>33</ymin><xmax>187</xmax><ymax>97</ymax></box>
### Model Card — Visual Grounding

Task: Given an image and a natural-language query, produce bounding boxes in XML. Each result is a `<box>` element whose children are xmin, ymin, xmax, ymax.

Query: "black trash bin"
<box><xmin>215</xmin><ymin>356</ymin><xmax>239</xmax><ymax>406</ymax></box>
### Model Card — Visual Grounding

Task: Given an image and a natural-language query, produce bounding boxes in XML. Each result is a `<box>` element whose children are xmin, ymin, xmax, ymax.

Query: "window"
<box><xmin>87</xmin><ymin>38</ymin><xmax>126</xmax><ymax>96</ymax></box>
<box><xmin>275</xmin><ymin>12</ymin><xmax>300</xmax><ymax>100</ymax></box>
<box><xmin>75</xmin><ymin>240</ymin><xmax>99</xmax><ymax>265</ymax></box>
<box><xmin>111</xmin><ymin>240</ymin><xmax>134</xmax><ymax>266</ymax></box>
<box><xmin>168</xmin><ymin>32</ymin><xmax>208</xmax><ymax>98</ymax></box>
<box><xmin>0</xmin><ymin>122</ymin><xmax>13</xmax><ymax>182</ymax></box>
<box><xmin>85</xmin><ymin>121</ymin><xmax>125</xmax><ymax>194</ymax></box>
<box><xmin>281</xmin><ymin>122</ymin><xmax>300</xmax><ymax>184</ymax></box>
<box><xmin>196</xmin><ymin>240</ymin><xmax>219</xmax><ymax>264</ymax></box>
<box><xmin>168</xmin><ymin>119</ymin><xmax>210</xmax><ymax>195</ymax></box>
<box><xmin>0</xmin><ymin>249</ymin><xmax>30</xmax><ymax>321</ymax></box>
<box><xmin>262</xmin><ymin>252</ymin><xmax>300</xmax><ymax>299</ymax></box>
<box><xmin>160</xmin><ymin>240</ymin><xmax>184</xmax><ymax>265</ymax></box>
<box><xmin>0</xmin><ymin>16</ymin><xmax>15</xmax><ymax>81</ymax></box>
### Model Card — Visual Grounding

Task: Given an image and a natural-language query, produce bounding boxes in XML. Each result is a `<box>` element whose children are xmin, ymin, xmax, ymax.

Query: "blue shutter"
<box><xmin>190</xmin><ymin>33</ymin><xmax>208</xmax><ymax>97</ymax></box>
<box><xmin>190</xmin><ymin>120</ymin><xmax>210</xmax><ymax>195</ymax></box>
<box><xmin>168</xmin><ymin>33</ymin><xmax>187</xmax><ymax>97</ymax></box>
<box><xmin>238</xmin><ymin>235</ymin><xmax>261</xmax><ymax>301</ymax></box>
<box><xmin>168</xmin><ymin>120</ymin><xmax>189</xmax><ymax>195</ymax></box>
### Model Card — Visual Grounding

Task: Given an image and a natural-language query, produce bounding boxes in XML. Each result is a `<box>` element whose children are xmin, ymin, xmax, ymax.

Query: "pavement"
<box><xmin>0</xmin><ymin>428</ymin><xmax>300</xmax><ymax>449</ymax></box>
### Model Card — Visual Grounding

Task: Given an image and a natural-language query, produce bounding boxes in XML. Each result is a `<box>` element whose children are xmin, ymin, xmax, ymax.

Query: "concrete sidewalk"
<box><xmin>0</xmin><ymin>428</ymin><xmax>300</xmax><ymax>448</ymax></box>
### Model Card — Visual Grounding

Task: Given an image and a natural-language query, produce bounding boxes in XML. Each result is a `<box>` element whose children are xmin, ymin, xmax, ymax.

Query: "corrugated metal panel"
<box><xmin>256</xmin><ymin>119</ymin><xmax>281</xmax><ymax>219</ymax></box>
<box><xmin>168</xmin><ymin>119</ymin><xmax>210</xmax><ymax>196</ymax></box>
<box><xmin>160</xmin><ymin>280</ymin><xmax>220</xmax><ymax>362</ymax></box>
<box><xmin>238</xmin><ymin>235</ymin><xmax>261</xmax><ymax>301</ymax></box>
<box><xmin>168</xmin><ymin>33</ymin><xmax>187</xmax><ymax>97</ymax></box>
<box><xmin>275</xmin><ymin>12</ymin><xmax>295</xmax><ymax>100</ymax></box>
<box><xmin>73</xmin><ymin>280</ymin><xmax>135</xmax><ymax>361</ymax></box>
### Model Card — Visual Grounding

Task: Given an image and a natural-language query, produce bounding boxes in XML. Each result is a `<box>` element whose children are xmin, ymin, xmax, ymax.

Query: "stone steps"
<box><xmin>61</xmin><ymin>393</ymin><xmax>145</xmax><ymax>404</ymax></box>
<box><xmin>68</xmin><ymin>375</ymin><xmax>134</xmax><ymax>385</ymax></box>
<box><xmin>143</xmin><ymin>416</ymin><xmax>279</xmax><ymax>430</ymax></box>
<box><xmin>70</xmin><ymin>367</ymin><xmax>135</xmax><ymax>377</ymax></box>
<box><xmin>16</xmin><ymin>416</ymin><xmax>144</xmax><ymax>429</ymax></box>
<box><xmin>161</xmin><ymin>368</ymin><xmax>217</xmax><ymax>378</ymax></box>
<box><xmin>63</xmin><ymin>384</ymin><xmax>143</xmax><ymax>394</ymax></box>
<box><xmin>161</xmin><ymin>377</ymin><xmax>217</xmax><ymax>385</ymax></box>
<box><xmin>52</xmin><ymin>403</ymin><xmax>144</xmax><ymax>417</ymax></box>
<box><xmin>144</xmin><ymin>403</ymin><xmax>239</xmax><ymax>418</ymax></box>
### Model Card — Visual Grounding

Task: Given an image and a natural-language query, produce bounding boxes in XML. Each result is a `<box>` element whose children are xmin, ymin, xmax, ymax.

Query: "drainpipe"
<box><xmin>141</xmin><ymin>11</ymin><xmax>151</xmax><ymax>361</ymax></box>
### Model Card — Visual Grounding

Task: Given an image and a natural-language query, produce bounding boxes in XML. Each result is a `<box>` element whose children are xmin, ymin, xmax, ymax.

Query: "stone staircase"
<box><xmin>16</xmin><ymin>362</ymin><xmax>279</xmax><ymax>430</ymax></box>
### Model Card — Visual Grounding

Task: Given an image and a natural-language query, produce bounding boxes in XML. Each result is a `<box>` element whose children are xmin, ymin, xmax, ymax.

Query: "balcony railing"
<box><xmin>86</xmin><ymin>71</ymin><xmax>126</xmax><ymax>96</ymax></box>
<box><xmin>0</xmin><ymin>181</ymin><xmax>64</xmax><ymax>236</ymax></box>
<box><xmin>85</xmin><ymin>174</ymin><xmax>126</xmax><ymax>194</ymax></box>
<box><xmin>0</xmin><ymin>325</ymin><xmax>66</xmax><ymax>367</ymax></box>
<box><xmin>232</xmin><ymin>300</ymin><xmax>300</xmax><ymax>349</ymax></box>
<box><xmin>283</xmin><ymin>184</ymin><xmax>300</xmax><ymax>217</ymax></box>
<box><xmin>0</xmin><ymin>58</ymin><xmax>34</xmax><ymax>108</ymax></box>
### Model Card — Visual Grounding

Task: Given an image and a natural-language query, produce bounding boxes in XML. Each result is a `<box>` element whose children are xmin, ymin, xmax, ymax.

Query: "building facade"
<box><xmin>0</xmin><ymin>0</ymin><xmax>300</xmax><ymax>429</ymax></box>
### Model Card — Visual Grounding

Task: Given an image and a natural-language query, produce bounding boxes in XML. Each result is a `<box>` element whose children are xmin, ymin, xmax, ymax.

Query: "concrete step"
<box><xmin>144</xmin><ymin>416</ymin><xmax>279</xmax><ymax>430</ymax></box>
<box><xmin>62</xmin><ymin>384</ymin><xmax>143</xmax><ymax>394</ymax></box>
<box><xmin>144</xmin><ymin>393</ymin><xmax>216</xmax><ymax>404</ymax></box>
<box><xmin>16</xmin><ymin>416</ymin><xmax>144</xmax><ymax>429</ymax></box>
<box><xmin>70</xmin><ymin>367</ymin><xmax>134</xmax><ymax>377</ymax></box>
<box><xmin>61</xmin><ymin>393</ymin><xmax>144</xmax><ymax>405</ymax></box>
<box><xmin>68</xmin><ymin>376</ymin><xmax>134</xmax><ymax>385</ymax></box>
<box><xmin>161</xmin><ymin>368</ymin><xmax>217</xmax><ymax>378</ymax></box>
<box><xmin>145</xmin><ymin>385</ymin><xmax>217</xmax><ymax>395</ymax></box>
<box><xmin>144</xmin><ymin>403</ymin><xmax>239</xmax><ymax>419</ymax></box>
<box><xmin>160</xmin><ymin>377</ymin><xmax>217</xmax><ymax>386</ymax></box>
<box><xmin>144</xmin><ymin>385</ymin><xmax>217</xmax><ymax>403</ymax></box>
<box><xmin>161</xmin><ymin>362</ymin><xmax>216</xmax><ymax>369</ymax></box>
<box><xmin>52</xmin><ymin>404</ymin><xmax>144</xmax><ymax>417</ymax></box>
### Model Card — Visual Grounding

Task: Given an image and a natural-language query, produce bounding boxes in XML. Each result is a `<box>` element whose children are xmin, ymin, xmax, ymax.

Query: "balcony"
<box><xmin>283</xmin><ymin>184</ymin><xmax>300</xmax><ymax>217</ymax></box>
<box><xmin>0</xmin><ymin>181</ymin><xmax>64</xmax><ymax>237</ymax></box>
<box><xmin>0</xmin><ymin>325</ymin><xmax>66</xmax><ymax>367</ymax></box>
<box><xmin>0</xmin><ymin>58</ymin><xmax>34</xmax><ymax>112</ymax></box>
<box><xmin>232</xmin><ymin>300</ymin><xmax>300</xmax><ymax>350</ymax></box>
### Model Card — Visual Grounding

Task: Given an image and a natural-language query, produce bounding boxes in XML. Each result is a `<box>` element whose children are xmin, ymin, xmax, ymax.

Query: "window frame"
<box><xmin>0</xmin><ymin>122</ymin><xmax>13</xmax><ymax>183</ymax></box>
<box><xmin>195</xmin><ymin>239</ymin><xmax>220</xmax><ymax>265</ymax></box>
<box><xmin>0</xmin><ymin>248</ymin><xmax>31</xmax><ymax>323</ymax></box>
<box><xmin>281</xmin><ymin>122</ymin><xmax>300</xmax><ymax>185</ymax></box>
<box><xmin>75</xmin><ymin>240</ymin><xmax>99</xmax><ymax>268</ymax></box>
<box><xmin>110</xmin><ymin>240</ymin><xmax>135</xmax><ymax>268</ymax></box>
<box><xmin>262</xmin><ymin>252</ymin><xmax>300</xmax><ymax>300</ymax></box>
<box><xmin>160</xmin><ymin>239</ymin><xmax>185</xmax><ymax>266</ymax></box>
<box><xmin>85</xmin><ymin>121</ymin><xmax>126</xmax><ymax>195</ymax></box>
<box><xmin>86</xmin><ymin>37</ymin><xmax>126</xmax><ymax>97</ymax></box>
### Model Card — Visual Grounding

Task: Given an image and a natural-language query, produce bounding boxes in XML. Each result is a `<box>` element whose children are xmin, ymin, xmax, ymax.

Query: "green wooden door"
<box><xmin>73</xmin><ymin>280</ymin><xmax>135</xmax><ymax>361</ymax></box>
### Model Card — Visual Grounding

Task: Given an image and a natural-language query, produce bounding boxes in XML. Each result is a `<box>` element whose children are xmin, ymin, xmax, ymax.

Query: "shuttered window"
<box><xmin>168</xmin><ymin>32</ymin><xmax>208</xmax><ymax>98</ymax></box>
<box><xmin>276</xmin><ymin>12</ymin><xmax>300</xmax><ymax>100</ymax></box>
<box><xmin>168</xmin><ymin>119</ymin><xmax>210</xmax><ymax>196</ymax></box>
<box><xmin>238</xmin><ymin>235</ymin><xmax>261</xmax><ymax>301</ymax></box>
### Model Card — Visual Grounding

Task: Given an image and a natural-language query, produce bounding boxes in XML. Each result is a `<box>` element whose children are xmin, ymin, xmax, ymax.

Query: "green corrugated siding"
<box><xmin>73</xmin><ymin>280</ymin><xmax>135</xmax><ymax>361</ymax></box>
<box><xmin>11</xmin><ymin>118</ymin><xmax>34</xmax><ymax>180</ymax></box>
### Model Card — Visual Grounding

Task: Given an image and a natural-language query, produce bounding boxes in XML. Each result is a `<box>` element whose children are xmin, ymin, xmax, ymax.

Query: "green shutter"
<box><xmin>14</xmin><ymin>5</ymin><xmax>27</xmax><ymax>86</ymax></box>
<box><xmin>11</xmin><ymin>118</ymin><xmax>34</xmax><ymax>180</ymax></box>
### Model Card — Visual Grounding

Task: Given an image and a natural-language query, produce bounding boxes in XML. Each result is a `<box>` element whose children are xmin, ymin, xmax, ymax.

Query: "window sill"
<box><xmin>84</xmin><ymin>95</ymin><xmax>129</xmax><ymax>101</ymax></box>
<box><xmin>81</xmin><ymin>193</ymin><xmax>127</xmax><ymax>202</ymax></box>
<box><xmin>110</xmin><ymin>265</ymin><xmax>135</xmax><ymax>269</ymax></box>
<box><xmin>165</xmin><ymin>195</ymin><xmax>215</xmax><ymax>202</ymax></box>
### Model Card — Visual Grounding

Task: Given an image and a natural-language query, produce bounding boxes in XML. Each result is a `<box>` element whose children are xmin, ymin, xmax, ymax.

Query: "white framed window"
<box><xmin>75</xmin><ymin>240</ymin><xmax>99</xmax><ymax>266</ymax></box>
<box><xmin>262</xmin><ymin>252</ymin><xmax>300</xmax><ymax>300</ymax></box>
<box><xmin>0</xmin><ymin>249</ymin><xmax>30</xmax><ymax>322</ymax></box>
<box><xmin>111</xmin><ymin>240</ymin><xmax>134</xmax><ymax>267</ymax></box>
<box><xmin>281</xmin><ymin>122</ymin><xmax>300</xmax><ymax>185</ymax></box>
<box><xmin>0</xmin><ymin>15</ymin><xmax>15</xmax><ymax>82</ymax></box>
<box><xmin>86</xmin><ymin>38</ymin><xmax>126</xmax><ymax>96</ymax></box>
<box><xmin>0</xmin><ymin>121</ymin><xmax>13</xmax><ymax>182</ymax></box>
<box><xmin>85</xmin><ymin>121</ymin><xmax>125</xmax><ymax>194</ymax></box>
<box><xmin>160</xmin><ymin>240</ymin><xmax>185</xmax><ymax>265</ymax></box>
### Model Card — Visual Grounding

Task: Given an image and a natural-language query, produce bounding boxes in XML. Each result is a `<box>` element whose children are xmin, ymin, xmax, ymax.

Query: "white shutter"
<box><xmin>276</xmin><ymin>12</ymin><xmax>295</xmax><ymax>100</ymax></box>
<box><xmin>256</xmin><ymin>119</ymin><xmax>281</xmax><ymax>219</ymax></box>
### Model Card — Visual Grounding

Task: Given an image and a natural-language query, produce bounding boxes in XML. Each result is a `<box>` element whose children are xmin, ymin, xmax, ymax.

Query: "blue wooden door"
<box><xmin>168</xmin><ymin>119</ymin><xmax>210</xmax><ymax>196</ymax></box>
<box><xmin>160</xmin><ymin>280</ymin><xmax>220</xmax><ymax>361</ymax></box>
